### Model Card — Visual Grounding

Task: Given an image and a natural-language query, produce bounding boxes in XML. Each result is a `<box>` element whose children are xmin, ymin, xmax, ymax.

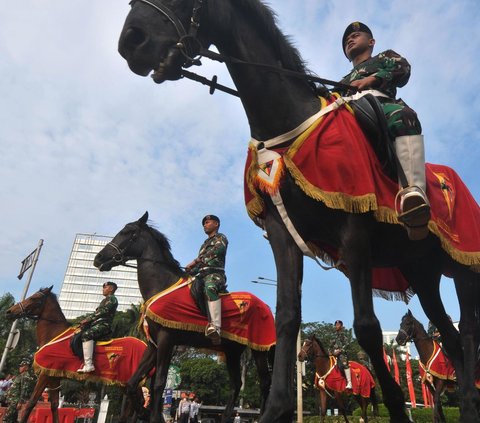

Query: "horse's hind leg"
<box><xmin>47</xmin><ymin>378</ymin><xmax>62</xmax><ymax>423</ymax></box>
<box><xmin>334</xmin><ymin>393</ymin><xmax>349</xmax><ymax>423</ymax></box>
<box><xmin>341</xmin><ymin>216</ymin><xmax>408</xmax><ymax>422</ymax></box>
<box><xmin>151</xmin><ymin>331</ymin><xmax>174</xmax><ymax>423</ymax></box>
<box><xmin>252</xmin><ymin>350</ymin><xmax>272</xmax><ymax>415</ymax></box>
<box><xmin>453</xmin><ymin>268</ymin><xmax>480</xmax><ymax>422</ymax></box>
<box><xmin>221</xmin><ymin>348</ymin><xmax>243</xmax><ymax>423</ymax></box>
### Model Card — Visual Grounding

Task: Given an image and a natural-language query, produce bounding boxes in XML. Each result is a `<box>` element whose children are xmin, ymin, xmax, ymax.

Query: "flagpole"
<box><xmin>0</xmin><ymin>239</ymin><xmax>44</xmax><ymax>373</ymax></box>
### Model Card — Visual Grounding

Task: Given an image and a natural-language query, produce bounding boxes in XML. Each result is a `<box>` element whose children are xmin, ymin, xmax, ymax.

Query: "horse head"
<box><xmin>94</xmin><ymin>212</ymin><xmax>150</xmax><ymax>271</ymax></box>
<box><xmin>119</xmin><ymin>0</ymin><xmax>208</xmax><ymax>83</ymax></box>
<box><xmin>395</xmin><ymin>310</ymin><xmax>416</xmax><ymax>346</ymax></box>
<box><xmin>297</xmin><ymin>338</ymin><xmax>314</xmax><ymax>362</ymax></box>
<box><xmin>6</xmin><ymin>286</ymin><xmax>53</xmax><ymax>321</ymax></box>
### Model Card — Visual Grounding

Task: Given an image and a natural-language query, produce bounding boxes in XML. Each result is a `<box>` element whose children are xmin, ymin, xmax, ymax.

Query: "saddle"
<box><xmin>348</xmin><ymin>93</ymin><xmax>397</xmax><ymax>181</ymax></box>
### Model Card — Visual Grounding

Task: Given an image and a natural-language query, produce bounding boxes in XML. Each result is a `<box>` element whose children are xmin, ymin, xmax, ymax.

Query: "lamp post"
<box><xmin>250</xmin><ymin>277</ymin><xmax>303</xmax><ymax>423</ymax></box>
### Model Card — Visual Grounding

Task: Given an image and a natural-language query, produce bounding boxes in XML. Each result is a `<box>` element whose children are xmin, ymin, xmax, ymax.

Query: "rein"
<box><xmin>131</xmin><ymin>0</ymin><xmax>357</xmax><ymax>97</ymax></box>
<box><xmin>14</xmin><ymin>292</ymin><xmax>67</xmax><ymax>324</ymax></box>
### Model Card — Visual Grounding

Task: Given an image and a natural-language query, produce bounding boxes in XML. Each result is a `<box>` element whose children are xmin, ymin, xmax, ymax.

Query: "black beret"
<box><xmin>20</xmin><ymin>358</ymin><xmax>32</xmax><ymax>366</ymax></box>
<box><xmin>202</xmin><ymin>215</ymin><xmax>220</xmax><ymax>225</ymax></box>
<box><xmin>342</xmin><ymin>22</ymin><xmax>373</xmax><ymax>56</ymax></box>
<box><xmin>335</xmin><ymin>320</ymin><xmax>343</xmax><ymax>326</ymax></box>
<box><xmin>103</xmin><ymin>281</ymin><xmax>118</xmax><ymax>290</ymax></box>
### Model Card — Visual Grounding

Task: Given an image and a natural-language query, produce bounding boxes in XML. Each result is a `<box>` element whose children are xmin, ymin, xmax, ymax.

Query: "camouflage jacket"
<box><xmin>5</xmin><ymin>369</ymin><xmax>36</xmax><ymax>406</ymax></box>
<box><xmin>330</xmin><ymin>330</ymin><xmax>350</xmax><ymax>355</ymax></box>
<box><xmin>83</xmin><ymin>294</ymin><xmax>118</xmax><ymax>326</ymax></box>
<box><xmin>189</xmin><ymin>233</ymin><xmax>228</xmax><ymax>276</ymax></box>
<box><xmin>339</xmin><ymin>50</ymin><xmax>411</xmax><ymax>99</ymax></box>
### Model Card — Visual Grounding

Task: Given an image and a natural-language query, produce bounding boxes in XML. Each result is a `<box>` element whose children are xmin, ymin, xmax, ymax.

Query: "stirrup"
<box><xmin>205</xmin><ymin>324</ymin><xmax>221</xmax><ymax>345</ymax></box>
<box><xmin>395</xmin><ymin>186</ymin><xmax>431</xmax><ymax>241</ymax></box>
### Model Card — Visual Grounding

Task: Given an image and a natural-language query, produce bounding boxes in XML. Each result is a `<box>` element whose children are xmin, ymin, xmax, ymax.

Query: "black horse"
<box><xmin>93</xmin><ymin>212</ymin><xmax>275</xmax><ymax>423</ymax></box>
<box><xmin>117</xmin><ymin>1</ymin><xmax>480</xmax><ymax>422</ymax></box>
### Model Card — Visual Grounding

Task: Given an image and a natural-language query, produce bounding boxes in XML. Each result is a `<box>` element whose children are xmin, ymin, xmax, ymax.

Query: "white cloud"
<box><xmin>0</xmin><ymin>0</ymin><xmax>477</xmax><ymax>332</ymax></box>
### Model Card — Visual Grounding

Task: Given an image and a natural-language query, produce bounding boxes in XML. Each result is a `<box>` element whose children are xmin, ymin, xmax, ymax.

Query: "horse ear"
<box><xmin>407</xmin><ymin>309</ymin><xmax>412</xmax><ymax>317</ymax></box>
<box><xmin>48</xmin><ymin>285</ymin><xmax>53</xmax><ymax>292</ymax></box>
<box><xmin>139</xmin><ymin>211</ymin><xmax>149</xmax><ymax>225</ymax></box>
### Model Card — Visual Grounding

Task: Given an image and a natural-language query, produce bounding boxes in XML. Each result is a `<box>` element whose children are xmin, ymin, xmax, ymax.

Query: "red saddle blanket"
<box><xmin>33</xmin><ymin>328</ymin><xmax>147</xmax><ymax>386</ymax></box>
<box><xmin>144</xmin><ymin>279</ymin><xmax>276</xmax><ymax>351</ymax></box>
<box><xmin>418</xmin><ymin>341</ymin><xmax>456</xmax><ymax>383</ymax></box>
<box><xmin>245</xmin><ymin>97</ymin><xmax>480</xmax><ymax>299</ymax></box>
<box><xmin>314</xmin><ymin>358</ymin><xmax>375</xmax><ymax>398</ymax></box>
<box><xmin>418</xmin><ymin>340</ymin><xmax>480</xmax><ymax>388</ymax></box>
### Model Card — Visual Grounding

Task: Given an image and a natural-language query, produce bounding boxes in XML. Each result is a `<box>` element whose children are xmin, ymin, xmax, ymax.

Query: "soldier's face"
<box><xmin>103</xmin><ymin>285</ymin><xmax>114</xmax><ymax>296</ymax></box>
<box><xmin>344</xmin><ymin>31</ymin><xmax>375</xmax><ymax>60</ymax></box>
<box><xmin>203</xmin><ymin>219</ymin><xmax>219</xmax><ymax>235</ymax></box>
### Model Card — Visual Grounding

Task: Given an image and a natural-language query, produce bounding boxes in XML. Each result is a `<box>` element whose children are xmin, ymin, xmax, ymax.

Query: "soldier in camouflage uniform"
<box><xmin>77</xmin><ymin>281</ymin><xmax>118</xmax><ymax>373</ymax></box>
<box><xmin>330</xmin><ymin>320</ymin><xmax>352</xmax><ymax>389</ymax></box>
<box><xmin>186</xmin><ymin>215</ymin><xmax>228</xmax><ymax>343</ymax></box>
<box><xmin>4</xmin><ymin>359</ymin><xmax>36</xmax><ymax>423</ymax></box>
<box><xmin>339</xmin><ymin>22</ymin><xmax>430</xmax><ymax>241</ymax></box>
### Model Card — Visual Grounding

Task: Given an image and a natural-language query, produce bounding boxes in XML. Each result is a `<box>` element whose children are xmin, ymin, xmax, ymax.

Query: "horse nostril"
<box><xmin>123</xmin><ymin>27</ymin><xmax>147</xmax><ymax>50</ymax></box>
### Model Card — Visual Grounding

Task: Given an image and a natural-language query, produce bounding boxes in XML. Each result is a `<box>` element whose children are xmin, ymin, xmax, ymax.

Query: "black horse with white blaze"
<box><xmin>117</xmin><ymin>1</ymin><xmax>480</xmax><ymax>422</ymax></box>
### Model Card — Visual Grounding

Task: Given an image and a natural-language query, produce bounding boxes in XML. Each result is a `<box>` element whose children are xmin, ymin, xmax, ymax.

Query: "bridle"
<box><xmin>103</xmin><ymin>224</ymin><xmax>179</xmax><ymax>271</ymax></box>
<box><xmin>130</xmin><ymin>0</ymin><xmax>205</xmax><ymax>66</ymax></box>
<box><xmin>299</xmin><ymin>339</ymin><xmax>329</xmax><ymax>360</ymax></box>
<box><xmin>128</xmin><ymin>0</ymin><xmax>356</xmax><ymax>96</ymax></box>
<box><xmin>397</xmin><ymin>318</ymin><xmax>419</xmax><ymax>344</ymax></box>
<box><xmin>13</xmin><ymin>290</ymin><xmax>65</xmax><ymax>324</ymax></box>
<box><xmin>104</xmin><ymin>224</ymin><xmax>144</xmax><ymax>269</ymax></box>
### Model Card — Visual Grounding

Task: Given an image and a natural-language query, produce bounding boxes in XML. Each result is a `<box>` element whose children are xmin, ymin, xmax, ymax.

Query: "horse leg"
<box><xmin>341</xmin><ymin>215</ymin><xmax>409</xmax><ymax>423</ymax></box>
<box><xmin>319</xmin><ymin>389</ymin><xmax>327</xmax><ymax>423</ymax></box>
<box><xmin>150</xmin><ymin>332</ymin><xmax>174</xmax><ymax>423</ymax></box>
<box><xmin>19</xmin><ymin>373</ymin><xmax>49</xmax><ymax>423</ymax></box>
<box><xmin>335</xmin><ymin>392</ymin><xmax>349</xmax><ymax>423</ymax></box>
<box><xmin>127</xmin><ymin>343</ymin><xmax>157</xmax><ymax>394</ymax></box>
<box><xmin>403</xmin><ymin>260</ymin><xmax>479</xmax><ymax>422</ymax></box>
<box><xmin>453</xmin><ymin>268</ymin><xmax>480</xmax><ymax>422</ymax></box>
<box><xmin>47</xmin><ymin>378</ymin><xmax>61</xmax><ymax>423</ymax></box>
<box><xmin>258</xmin><ymin>211</ymin><xmax>303</xmax><ymax>423</ymax></box>
<box><xmin>358</xmin><ymin>396</ymin><xmax>368</xmax><ymax>423</ymax></box>
<box><xmin>252</xmin><ymin>350</ymin><xmax>272</xmax><ymax>415</ymax></box>
<box><xmin>431</xmin><ymin>380</ymin><xmax>446</xmax><ymax>423</ymax></box>
<box><xmin>221</xmin><ymin>348</ymin><xmax>243</xmax><ymax>423</ymax></box>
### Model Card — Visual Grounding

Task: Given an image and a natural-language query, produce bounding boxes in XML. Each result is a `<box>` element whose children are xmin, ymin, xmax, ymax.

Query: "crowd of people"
<box><xmin>0</xmin><ymin>359</ymin><xmax>36</xmax><ymax>423</ymax></box>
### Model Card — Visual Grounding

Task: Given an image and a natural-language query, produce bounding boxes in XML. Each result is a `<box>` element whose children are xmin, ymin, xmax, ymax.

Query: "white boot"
<box><xmin>77</xmin><ymin>340</ymin><xmax>95</xmax><ymax>373</ymax></box>
<box><xmin>395</xmin><ymin>135</ymin><xmax>430</xmax><ymax>240</ymax></box>
<box><xmin>205</xmin><ymin>299</ymin><xmax>222</xmax><ymax>344</ymax></box>
<box><xmin>344</xmin><ymin>367</ymin><xmax>352</xmax><ymax>390</ymax></box>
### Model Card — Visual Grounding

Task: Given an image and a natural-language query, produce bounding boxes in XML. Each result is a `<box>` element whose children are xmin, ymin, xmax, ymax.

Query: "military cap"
<box><xmin>103</xmin><ymin>281</ymin><xmax>118</xmax><ymax>290</ymax></box>
<box><xmin>20</xmin><ymin>358</ymin><xmax>32</xmax><ymax>366</ymax></box>
<box><xmin>342</xmin><ymin>21</ymin><xmax>373</xmax><ymax>56</ymax></box>
<box><xmin>202</xmin><ymin>215</ymin><xmax>220</xmax><ymax>225</ymax></box>
<box><xmin>334</xmin><ymin>320</ymin><xmax>343</xmax><ymax>326</ymax></box>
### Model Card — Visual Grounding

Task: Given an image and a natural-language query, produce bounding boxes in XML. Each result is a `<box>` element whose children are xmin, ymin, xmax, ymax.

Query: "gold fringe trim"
<box><xmin>145</xmin><ymin>311</ymin><xmax>274</xmax><ymax>351</ymax></box>
<box><xmin>285</xmin><ymin>156</ymin><xmax>378</xmax><ymax>213</ymax></box>
<box><xmin>33</xmin><ymin>363</ymin><xmax>128</xmax><ymax>387</ymax></box>
<box><xmin>254</xmin><ymin>159</ymin><xmax>285</xmax><ymax>196</ymax></box>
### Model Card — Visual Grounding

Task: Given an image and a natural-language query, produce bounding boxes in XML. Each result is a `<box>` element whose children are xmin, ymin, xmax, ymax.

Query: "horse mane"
<box><xmin>312</xmin><ymin>334</ymin><xmax>329</xmax><ymax>357</ymax></box>
<box><xmin>39</xmin><ymin>287</ymin><xmax>68</xmax><ymax>323</ymax></box>
<box><xmin>219</xmin><ymin>0</ymin><xmax>311</xmax><ymax>76</ymax></box>
<box><xmin>145</xmin><ymin>224</ymin><xmax>185</xmax><ymax>274</ymax></box>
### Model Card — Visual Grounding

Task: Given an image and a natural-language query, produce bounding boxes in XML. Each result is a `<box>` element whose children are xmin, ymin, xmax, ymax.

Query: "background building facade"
<box><xmin>58</xmin><ymin>233</ymin><xmax>142</xmax><ymax>319</ymax></box>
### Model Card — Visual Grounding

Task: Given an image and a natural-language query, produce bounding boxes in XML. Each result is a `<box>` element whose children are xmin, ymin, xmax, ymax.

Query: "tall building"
<box><xmin>58</xmin><ymin>233</ymin><xmax>142</xmax><ymax>319</ymax></box>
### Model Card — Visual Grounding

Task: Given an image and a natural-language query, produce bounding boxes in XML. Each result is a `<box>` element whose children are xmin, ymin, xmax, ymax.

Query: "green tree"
<box><xmin>178</xmin><ymin>356</ymin><xmax>230</xmax><ymax>405</ymax></box>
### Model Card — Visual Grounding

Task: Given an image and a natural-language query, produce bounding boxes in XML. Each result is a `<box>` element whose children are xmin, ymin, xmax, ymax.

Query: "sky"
<box><xmin>1</xmin><ymin>0</ymin><xmax>479</xmax><ymax>339</ymax></box>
